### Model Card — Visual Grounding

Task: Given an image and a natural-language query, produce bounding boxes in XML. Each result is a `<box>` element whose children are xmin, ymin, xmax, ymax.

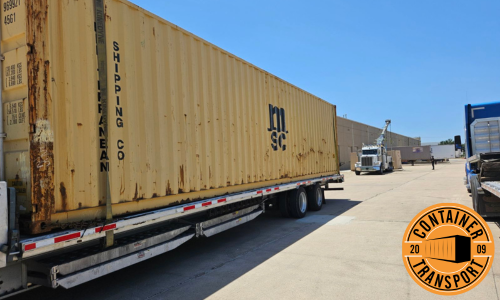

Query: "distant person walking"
<box><xmin>431</xmin><ymin>156</ymin><xmax>435</xmax><ymax>170</ymax></box>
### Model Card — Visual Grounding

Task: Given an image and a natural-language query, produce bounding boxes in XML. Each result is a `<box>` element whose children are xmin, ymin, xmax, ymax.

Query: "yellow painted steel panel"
<box><xmin>3</xmin><ymin>0</ymin><xmax>339</xmax><ymax>234</ymax></box>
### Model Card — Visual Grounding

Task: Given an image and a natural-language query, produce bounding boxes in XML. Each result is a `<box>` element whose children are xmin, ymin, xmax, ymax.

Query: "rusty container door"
<box><xmin>1</xmin><ymin>0</ymin><xmax>32</xmax><ymax>230</ymax></box>
<box><xmin>8</xmin><ymin>0</ymin><xmax>339</xmax><ymax>234</ymax></box>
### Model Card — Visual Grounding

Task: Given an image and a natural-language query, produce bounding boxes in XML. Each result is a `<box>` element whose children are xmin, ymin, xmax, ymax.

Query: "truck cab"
<box><xmin>354</xmin><ymin>119</ymin><xmax>394</xmax><ymax>175</ymax></box>
<box><xmin>355</xmin><ymin>145</ymin><xmax>393</xmax><ymax>175</ymax></box>
<box><xmin>464</xmin><ymin>102</ymin><xmax>500</xmax><ymax>192</ymax></box>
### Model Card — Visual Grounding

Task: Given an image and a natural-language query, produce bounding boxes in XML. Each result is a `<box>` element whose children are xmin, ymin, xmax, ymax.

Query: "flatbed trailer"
<box><xmin>467</xmin><ymin>153</ymin><xmax>500</xmax><ymax>218</ymax></box>
<box><xmin>0</xmin><ymin>175</ymin><xmax>344</xmax><ymax>298</ymax></box>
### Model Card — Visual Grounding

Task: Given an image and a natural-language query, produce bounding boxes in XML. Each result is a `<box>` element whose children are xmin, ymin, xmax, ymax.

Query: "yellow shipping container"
<box><xmin>2</xmin><ymin>0</ymin><xmax>339</xmax><ymax>234</ymax></box>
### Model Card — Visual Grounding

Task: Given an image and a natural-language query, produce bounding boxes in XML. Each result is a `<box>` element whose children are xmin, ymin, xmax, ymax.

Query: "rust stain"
<box><xmin>166</xmin><ymin>181</ymin><xmax>172</xmax><ymax>195</ymax></box>
<box><xmin>77</xmin><ymin>123</ymin><xmax>83</xmax><ymax>127</ymax></box>
<box><xmin>179</xmin><ymin>165</ymin><xmax>185</xmax><ymax>191</ymax></box>
<box><xmin>120</xmin><ymin>182</ymin><xmax>125</xmax><ymax>195</ymax></box>
<box><xmin>133</xmin><ymin>183</ymin><xmax>139</xmax><ymax>200</ymax></box>
<box><xmin>59</xmin><ymin>182</ymin><xmax>68</xmax><ymax>212</ymax></box>
<box><xmin>27</xmin><ymin>0</ymin><xmax>55</xmax><ymax>234</ymax></box>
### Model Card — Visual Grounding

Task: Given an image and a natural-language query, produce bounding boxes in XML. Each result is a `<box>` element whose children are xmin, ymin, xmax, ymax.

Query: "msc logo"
<box><xmin>267</xmin><ymin>104</ymin><xmax>288</xmax><ymax>151</ymax></box>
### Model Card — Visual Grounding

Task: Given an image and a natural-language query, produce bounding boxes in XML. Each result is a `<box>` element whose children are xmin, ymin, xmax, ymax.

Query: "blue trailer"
<box><xmin>464</xmin><ymin>101</ymin><xmax>500</xmax><ymax>217</ymax></box>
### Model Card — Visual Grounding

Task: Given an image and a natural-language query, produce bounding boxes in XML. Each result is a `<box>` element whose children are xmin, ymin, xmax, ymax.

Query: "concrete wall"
<box><xmin>337</xmin><ymin>117</ymin><xmax>421</xmax><ymax>170</ymax></box>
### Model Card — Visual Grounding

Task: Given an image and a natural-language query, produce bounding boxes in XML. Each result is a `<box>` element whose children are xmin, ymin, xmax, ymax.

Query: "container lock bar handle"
<box><xmin>94</xmin><ymin>0</ymin><xmax>114</xmax><ymax>248</ymax></box>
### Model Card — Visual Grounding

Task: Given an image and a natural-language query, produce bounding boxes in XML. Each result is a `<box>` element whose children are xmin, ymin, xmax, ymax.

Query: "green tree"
<box><xmin>439</xmin><ymin>139</ymin><xmax>454</xmax><ymax>145</ymax></box>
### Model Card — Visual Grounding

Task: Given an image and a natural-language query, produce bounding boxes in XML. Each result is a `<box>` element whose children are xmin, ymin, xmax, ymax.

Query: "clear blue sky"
<box><xmin>130</xmin><ymin>0</ymin><xmax>500</xmax><ymax>143</ymax></box>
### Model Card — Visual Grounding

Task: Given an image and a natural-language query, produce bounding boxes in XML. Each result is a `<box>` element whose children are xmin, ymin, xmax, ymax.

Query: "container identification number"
<box><xmin>4</xmin><ymin>12</ymin><xmax>15</xmax><ymax>25</ymax></box>
<box><xmin>3</xmin><ymin>0</ymin><xmax>20</xmax><ymax>25</ymax></box>
<box><xmin>3</xmin><ymin>0</ymin><xmax>20</xmax><ymax>12</ymax></box>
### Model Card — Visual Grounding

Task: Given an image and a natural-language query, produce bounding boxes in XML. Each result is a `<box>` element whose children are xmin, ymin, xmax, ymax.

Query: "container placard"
<box><xmin>4</xmin><ymin>98</ymin><xmax>28</xmax><ymax>141</ymax></box>
<box><xmin>2</xmin><ymin>46</ymin><xmax>27</xmax><ymax>90</ymax></box>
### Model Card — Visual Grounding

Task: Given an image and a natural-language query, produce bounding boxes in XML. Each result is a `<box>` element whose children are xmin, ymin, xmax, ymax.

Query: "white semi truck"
<box><xmin>355</xmin><ymin>120</ymin><xmax>394</xmax><ymax>175</ymax></box>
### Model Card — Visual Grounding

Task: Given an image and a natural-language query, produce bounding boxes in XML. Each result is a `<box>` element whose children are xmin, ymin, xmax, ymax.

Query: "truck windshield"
<box><xmin>362</xmin><ymin>150</ymin><xmax>378</xmax><ymax>155</ymax></box>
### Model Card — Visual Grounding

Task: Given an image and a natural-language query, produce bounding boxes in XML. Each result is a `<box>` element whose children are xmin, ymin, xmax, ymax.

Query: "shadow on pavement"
<box><xmin>10</xmin><ymin>198</ymin><xmax>361</xmax><ymax>300</ymax></box>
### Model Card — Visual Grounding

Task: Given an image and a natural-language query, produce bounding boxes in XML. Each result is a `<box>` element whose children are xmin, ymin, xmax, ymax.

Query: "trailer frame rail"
<box><xmin>19</xmin><ymin>175</ymin><xmax>343</xmax><ymax>259</ymax></box>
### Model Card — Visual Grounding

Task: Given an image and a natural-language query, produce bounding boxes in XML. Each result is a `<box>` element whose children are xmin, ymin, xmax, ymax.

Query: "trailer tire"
<box><xmin>471</xmin><ymin>176</ymin><xmax>486</xmax><ymax>216</ymax></box>
<box><xmin>471</xmin><ymin>176</ymin><xmax>478</xmax><ymax>212</ymax></box>
<box><xmin>289</xmin><ymin>187</ymin><xmax>308</xmax><ymax>218</ymax></box>
<box><xmin>307</xmin><ymin>184</ymin><xmax>323</xmax><ymax>211</ymax></box>
<box><xmin>355</xmin><ymin>171</ymin><xmax>360</xmax><ymax>175</ymax></box>
<box><xmin>278</xmin><ymin>192</ymin><xmax>291</xmax><ymax>218</ymax></box>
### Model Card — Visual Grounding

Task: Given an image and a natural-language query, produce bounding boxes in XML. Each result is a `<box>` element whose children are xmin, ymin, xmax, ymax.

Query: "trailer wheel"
<box><xmin>307</xmin><ymin>184</ymin><xmax>323</xmax><ymax>211</ymax></box>
<box><xmin>278</xmin><ymin>192</ymin><xmax>291</xmax><ymax>218</ymax></box>
<box><xmin>355</xmin><ymin>171</ymin><xmax>360</xmax><ymax>175</ymax></box>
<box><xmin>288</xmin><ymin>187</ymin><xmax>308</xmax><ymax>218</ymax></box>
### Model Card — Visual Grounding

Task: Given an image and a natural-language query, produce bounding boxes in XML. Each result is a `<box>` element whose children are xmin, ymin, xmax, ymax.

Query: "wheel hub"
<box><xmin>299</xmin><ymin>192</ymin><xmax>307</xmax><ymax>213</ymax></box>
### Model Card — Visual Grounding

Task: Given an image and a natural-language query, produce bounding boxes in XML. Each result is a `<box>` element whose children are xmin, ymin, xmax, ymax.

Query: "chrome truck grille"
<box><xmin>361</xmin><ymin>157</ymin><xmax>373</xmax><ymax>166</ymax></box>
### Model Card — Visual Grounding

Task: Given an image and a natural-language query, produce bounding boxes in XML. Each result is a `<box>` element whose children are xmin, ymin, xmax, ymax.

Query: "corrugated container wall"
<box><xmin>1</xmin><ymin>0</ymin><xmax>339</xmax><ymax>233</ymax></box>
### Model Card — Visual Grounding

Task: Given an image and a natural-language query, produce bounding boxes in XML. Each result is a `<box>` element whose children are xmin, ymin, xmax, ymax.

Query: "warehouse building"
<box><xmin>337</xmin><ymin>117</ymin><xmax>421</xmax><ymax>170</ymax></box>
